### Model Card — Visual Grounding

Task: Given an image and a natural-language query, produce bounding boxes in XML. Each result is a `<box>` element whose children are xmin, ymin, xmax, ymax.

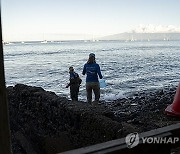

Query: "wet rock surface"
<box><xmin>105</xmin><ymin>86</ymin><xmax>180</xmax><ymax>132</ymax></box>
<box><xmin>7</xmin><ymin>84</ymin><xmax>180</xmax><ymax>154</ymax></box>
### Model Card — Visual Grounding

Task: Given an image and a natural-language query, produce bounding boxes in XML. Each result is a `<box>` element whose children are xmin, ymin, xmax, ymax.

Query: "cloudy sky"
<box><xmin>1</xmin><ymin>0</ymin><xmax>180</xmax><ymax>41</ymax></box>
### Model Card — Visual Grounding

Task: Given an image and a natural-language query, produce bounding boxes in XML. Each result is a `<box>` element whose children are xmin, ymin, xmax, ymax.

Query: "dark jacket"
<box><xmin>67</xmin><ymin>72</ymin><xmax>81</xmax><ymax>87</ymax></box>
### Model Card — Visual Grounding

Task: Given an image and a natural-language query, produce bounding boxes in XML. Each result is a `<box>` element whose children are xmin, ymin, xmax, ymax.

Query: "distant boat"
<box><xmin>91</xmin><ymin>35</ymin><xmax>99</xmax><ymax>42</ymax></box>
<box><xmin>91</xmin><ymin>39</ymin><xmax>99</xmax><ymax>42</ymax></box>
<box><xmin>3</xmin><ymin>41</ymin><xmax>13</xmax><ymax>45</ymax></box>
<box><xmin>131</xmin><ymin>35</ymin><xmax>135</xmax><ymax>41</ymax></box>
<box><xmin>163</xmin><ymin>37</ymin><xmax>169</xmax><ymax>41</ymax></box>
<box><xmin>41</xmin><ymin>40</ymin><xmax>48</xmax><ymax>44</ymax></box>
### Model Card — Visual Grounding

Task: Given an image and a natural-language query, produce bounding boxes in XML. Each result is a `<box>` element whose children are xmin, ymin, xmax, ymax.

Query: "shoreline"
<box><xmin>7</xmin><ymin>84</ymin><xmax>180</xmax><ymax>153</ymax></box>
<box><xmin>104</xmin><ymin>85</ymin><xmax>179</xmax><ymax>131</ymax></box>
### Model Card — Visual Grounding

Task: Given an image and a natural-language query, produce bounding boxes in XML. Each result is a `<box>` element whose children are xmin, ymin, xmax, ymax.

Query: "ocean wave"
<box><xmin>4</xmin><ymin>40</ymin><xmax>180</xmax><ymax>101</ymax></box>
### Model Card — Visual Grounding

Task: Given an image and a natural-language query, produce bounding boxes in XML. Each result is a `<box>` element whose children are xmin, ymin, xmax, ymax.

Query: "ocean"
<box><xmin>3</xmin><ymin>40</ymin><xmax>180</xmax><ymax>101</ymax></box>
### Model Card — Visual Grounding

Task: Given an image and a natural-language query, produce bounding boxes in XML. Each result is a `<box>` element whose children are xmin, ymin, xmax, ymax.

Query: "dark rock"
<box><xmin>7</xmin><ymin>84</ymin><xmax>179</xmax><ymax>153</ymax></box>
<box><xmin>8</xmin><ymin>84</ymin><xmax>121</xmax><ymax>153</ymax></box>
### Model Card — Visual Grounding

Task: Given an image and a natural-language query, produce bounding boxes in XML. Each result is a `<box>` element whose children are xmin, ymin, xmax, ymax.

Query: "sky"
<box><xmin>1</xmin><ymin>0</ymin><xmax>180</xmax><ymax>41</ymax></box>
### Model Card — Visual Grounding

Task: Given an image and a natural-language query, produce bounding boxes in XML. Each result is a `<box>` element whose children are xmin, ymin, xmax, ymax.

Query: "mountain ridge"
<box><xmin>100</xmin><ymin>32</ymin><xmax>180</xmax><ymax>41</ymax></box>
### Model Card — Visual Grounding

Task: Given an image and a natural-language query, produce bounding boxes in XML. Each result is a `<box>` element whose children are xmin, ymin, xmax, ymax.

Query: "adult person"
<box><xmin>66</xmin><ymin>66</ymin><xmax>82</xmax><ymax>101</ymax></box>
<box><xmin>82</xmin><ymin>53</ymin><xmax>103</xmax><ymax>105</ymax></box>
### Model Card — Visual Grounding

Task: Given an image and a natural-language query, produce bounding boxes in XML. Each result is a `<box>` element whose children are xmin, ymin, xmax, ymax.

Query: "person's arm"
<box><xmin>82</xmin><ymin>64</ymin><xmax>86</xmax><ymax>75</ymax></box>
<box><xmin>66</xmin><ymin>73</ymin><xmax>75</xmax><ymax>87</ymax></box>
<box><xmin>97</xmin><ymin>64</ymin><xmax>103</xmax><ymax>79</ymax></box>
<box><xmin>66</xmin><ymin>82</ymin><xmax>70</xmax><ymax>88</ymax></box>
<box><xmin>66</xmin><ymin>77</ymin><xmax>77</xmax><ymax>88</ymax></box>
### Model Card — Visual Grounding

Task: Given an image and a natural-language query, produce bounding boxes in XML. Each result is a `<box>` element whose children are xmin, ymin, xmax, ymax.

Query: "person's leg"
<box><xmin>70</xmin><ymin>85</ymin><xmax>76</xmax><ymax>101</ymax></box>
<box><xmin>70</xmin><ymin>86</ymin><xmax>74</xmax><ymax>100</ymax></box>
<box><xmin>74</xmin><ymin>84</ymin><xmax>79</xmax><ymax>101</ymax></box>
<box><xmin>92</xmin><ymin>82</ymin><xmax>100</xmax><ymax>104</ymax></box>
<box><xmin>86</xmin><ymin>83</ymin><xmax>92</xmax><ymax>104</ymax></box>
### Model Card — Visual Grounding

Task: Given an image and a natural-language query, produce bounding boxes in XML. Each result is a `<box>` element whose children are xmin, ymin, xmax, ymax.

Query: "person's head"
<box><xmin>69</xmin><ymin>66</ymin><xmax>74</xmax><ymax>72</ymax></box>
<box><xmin>88</xmin><ymin>53</ymin><xmax>96</xmax><ymax>64</ymax></box>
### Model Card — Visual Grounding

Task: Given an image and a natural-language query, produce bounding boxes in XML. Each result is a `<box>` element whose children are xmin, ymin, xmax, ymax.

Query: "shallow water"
<box><xmin>4</xmin><ymin>40</ymin><xmax>180</xmax><ymax>101</ymax></box>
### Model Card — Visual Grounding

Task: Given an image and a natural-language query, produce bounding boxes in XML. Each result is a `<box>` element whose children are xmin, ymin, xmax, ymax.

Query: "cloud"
<box><xmin>131</xmin><ymin>24</ymin><xmax>180</xmax><ymax>33</ymax></box>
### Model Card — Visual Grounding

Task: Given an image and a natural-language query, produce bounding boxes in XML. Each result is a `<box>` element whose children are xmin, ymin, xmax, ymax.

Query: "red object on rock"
<box><xmin>165</xmin><ymin>83</ymin><xmax>180</xmax><ymax>117</ymax></box>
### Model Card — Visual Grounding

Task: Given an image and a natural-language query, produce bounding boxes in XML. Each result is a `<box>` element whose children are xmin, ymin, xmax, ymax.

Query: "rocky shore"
<box><xmin>7</xmin><ymin>84</ymin><xmax>180</xmax><ymax>154</ymax></box>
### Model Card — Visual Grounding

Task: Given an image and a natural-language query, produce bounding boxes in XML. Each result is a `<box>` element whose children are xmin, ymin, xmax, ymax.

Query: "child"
<box><xmin>66</xmin><ymin>66</ymin><xmax>82</xmax><ymax>101</ymax></box>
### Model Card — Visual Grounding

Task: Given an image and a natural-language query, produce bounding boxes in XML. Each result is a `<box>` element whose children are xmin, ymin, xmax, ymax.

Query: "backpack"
<box><xmin>72</xmin><ymin>72</ymin><xmax>82</xmax><ymax>85</ymax></box>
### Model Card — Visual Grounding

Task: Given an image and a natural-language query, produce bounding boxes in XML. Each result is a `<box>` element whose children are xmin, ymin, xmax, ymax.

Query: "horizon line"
<box><xmin>3</xmin><ymin>32</ymin><xmax>180</xmax><ymax>42</ymax></box>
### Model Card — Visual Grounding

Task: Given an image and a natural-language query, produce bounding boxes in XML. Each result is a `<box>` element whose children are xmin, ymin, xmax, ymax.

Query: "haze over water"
<box><xmin>3</xmin><ymin>40</ymin><xmax>180</xmax><ymax>101</ymax></box>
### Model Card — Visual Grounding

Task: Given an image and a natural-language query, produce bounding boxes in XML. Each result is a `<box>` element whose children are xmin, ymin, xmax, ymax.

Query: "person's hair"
<box><xmin>69</xmin><ymin>66</ymin><xmax>74</xmax><ymax>71</ymax></box>
<box><xmin>87</xmin><ymin>57</ymin><xmax>96</xmax><ymax>64</ymax></box>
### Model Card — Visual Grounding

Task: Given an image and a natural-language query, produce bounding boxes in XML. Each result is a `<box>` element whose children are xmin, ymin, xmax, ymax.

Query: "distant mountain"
<box><xmin>100</xmin><ymin>33</ymin><xmax>180</xmax><ymax>41</ymax></box>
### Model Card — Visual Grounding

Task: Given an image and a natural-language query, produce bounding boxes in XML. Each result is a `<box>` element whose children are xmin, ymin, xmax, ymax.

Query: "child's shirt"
<box><xmin>69</xmin><ymin>72</ymin><xmax>80</xmax><ymax>86</ymax></box>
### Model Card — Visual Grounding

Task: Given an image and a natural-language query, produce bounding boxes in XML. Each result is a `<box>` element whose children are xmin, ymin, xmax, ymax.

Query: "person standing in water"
<box><xmin>66</xmin><ymin>66</ymin><xmax>82</xmax><ymax>101</ymax></box>
<box><xmin>82</xmin><ymin>53</ymin><xmax>103</xmax><ymax>105</ymax></box>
